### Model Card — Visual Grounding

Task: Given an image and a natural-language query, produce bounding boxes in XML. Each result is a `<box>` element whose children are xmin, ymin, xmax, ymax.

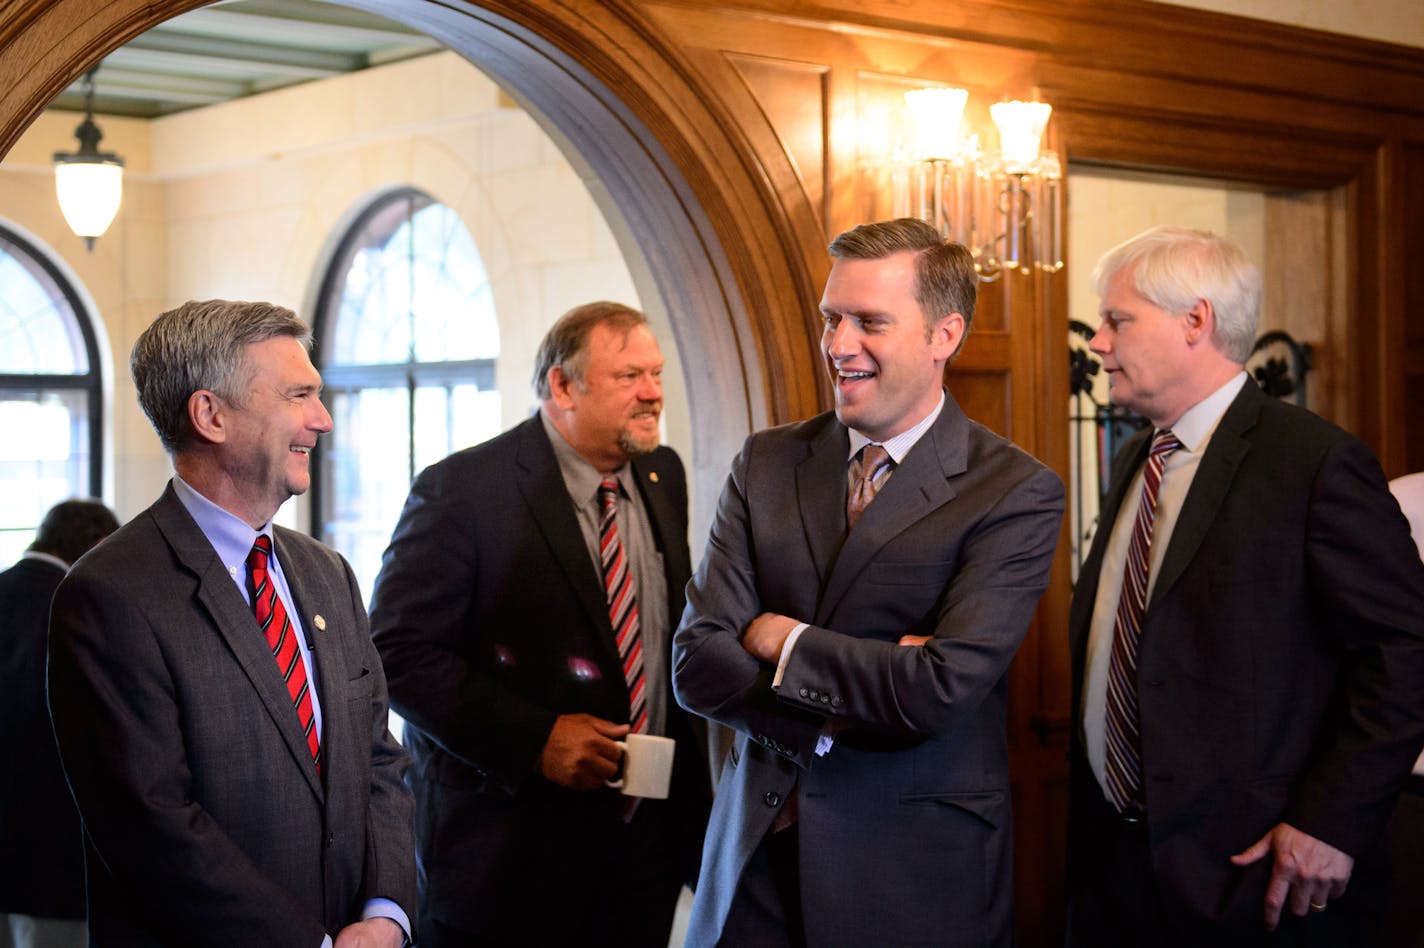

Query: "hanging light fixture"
<box><xmin>53</xmin><ymin>67</ymin><xmax>124</xmax><ymax>251</ymax></box>
<box><xmin>890</xmin><ymin>87</ymin><xmax>1063</xmax><ymax>281</ymax></box>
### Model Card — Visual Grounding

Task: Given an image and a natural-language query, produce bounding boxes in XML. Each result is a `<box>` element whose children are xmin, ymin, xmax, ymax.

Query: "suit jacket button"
<box><xmin>831</xmin><ymin>696</ymin><xmax>843</xmax><ymax>707</ymax></box>
<box><xmin>799</xmin><ymin>687</ymin><xmax>810</xmax><ymax>698</ymax></box>
<box><xmin>820</xmin><ymin>694</ymin><xmax>831</xmax><ymax>703</ymax></box>
<box><xmin>326</xmin><ymin>833</ymin><xmax>335</xmax><ymax>848</ymax></box>
<box><xmin>764</xmin><ymin>791</ymin><xmax>781</xmax><ymax>807</ymax></box>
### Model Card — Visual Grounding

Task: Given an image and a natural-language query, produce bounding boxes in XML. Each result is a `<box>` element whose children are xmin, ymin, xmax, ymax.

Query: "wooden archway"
<box><xmin>0</xmin><ymin>0</ymin><xmax>829</xmax><ymax>527</ymax></box>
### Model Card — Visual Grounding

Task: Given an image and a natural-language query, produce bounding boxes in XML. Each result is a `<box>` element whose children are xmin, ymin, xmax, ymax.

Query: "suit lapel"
<box><xmin>631</xmin><ymin>454</ymin><xmax>689</xmax><ymax>597</ymax></box>
<box><xmin>514</xmin><ymin>420</ymin><xmax>612</xmax><ymax>639</ymax></box>
<box><xmin>814</xmin><ymin>397</ymin><xmax>966</xmax><ymax>625</ymax></box>
<box><xmin>795</xmin><ymin>419</ymin><xmax>851</xmax><ymax>595</ymax></box>
<box><xmin>150</xmin><ymin>488</ymin><xmax>324</xmax><ymax>798</ymax></box>
<box><xmin>1149</xmin><ymin>383</ymin><xmax>1259</xmax><ymax>607</ymax></box>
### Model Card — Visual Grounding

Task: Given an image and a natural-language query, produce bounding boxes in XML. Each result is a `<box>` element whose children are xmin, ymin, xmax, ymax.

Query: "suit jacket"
<box><xmin>47</xmin><ymin>485</ymin><xmax>416</xmax><ymax>946</ymax></box>
<box><xmin>1067</xmin><ymin>381</ymin><xmax>1424</xmax><ymax>943</ymax></box>
<box><xmin>368</xmin><ymin>416</ymin><xmax>711</xmax><ymax>933</ymax></box>
<box><xmin>672</xmin><ymin>397</ymin><xmax>1065</xmax><ymax>948</ymax></box>
<box><xmin>0</xmin><ymin>555</ymin><xmax>84</xmax><ymax>919</ymax></box>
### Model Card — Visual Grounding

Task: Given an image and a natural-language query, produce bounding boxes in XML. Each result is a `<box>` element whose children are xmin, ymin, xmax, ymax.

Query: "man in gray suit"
<box><xmin>48</xmin><ymin>300</ymin><xmax>416</xmax><ymax>948</ymax></box>
<box><xmin>672</xmin><ymin>218</ymin><xmax>1065</xmax><ymax>947</ymax></box>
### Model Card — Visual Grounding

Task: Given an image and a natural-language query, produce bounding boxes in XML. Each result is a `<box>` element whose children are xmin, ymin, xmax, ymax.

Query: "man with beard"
<box><xmin>371</xmin><ymin>302</ymin><xmax>710</xmax><ymax>947</ymax></box>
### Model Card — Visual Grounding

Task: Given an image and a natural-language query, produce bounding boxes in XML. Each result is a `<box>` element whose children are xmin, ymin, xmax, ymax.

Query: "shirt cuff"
<box><xmin>362</xmin><ymin>898</ymin><xmax>412</xmax><ymax>946</ymax></box>
<box><xmin>771</xmin><ymin>622</ymin><xmax>810</xmax><ymax>689</ymax></box>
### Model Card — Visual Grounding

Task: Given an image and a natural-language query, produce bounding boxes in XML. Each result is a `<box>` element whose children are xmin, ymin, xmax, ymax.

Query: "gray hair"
<box><xmin>828</xmin><ymin>217</ymin><xmax>977</xmax><ymax>344</ymax></box>
<box><xmin>131</xmin><ymin>299</ymin><xmax>312</xmax><ymax>453</ymax></box>
<box><xmin>532</xmin><ymin>301</ymin><xmax>649</xmax><ymax>400</ymax></box>
<box><xmin>1092</xmin><ymin>225</ymin><xmax>1261</xmax><ymax>363</ymax></box>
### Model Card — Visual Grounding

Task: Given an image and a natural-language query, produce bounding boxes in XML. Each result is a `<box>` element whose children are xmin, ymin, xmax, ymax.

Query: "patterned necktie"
<box><xmin>247</xmin><ymin>535</ymin><xmax>321</xmax><ymax>772</ymax></box>
<box><xmin>599</xmin><ymin>479</ymin><xmax>647</xmax><ymax>733</ymax></box>
<box><xmin>847</xmin><ymin>443</ymin><xmax>894</xmax><ymax>531</ymax></box>
<box><xmin>1104</xmin><ymin>430</ymin><xmax>1182</xmax><ymax>811</ymax></box>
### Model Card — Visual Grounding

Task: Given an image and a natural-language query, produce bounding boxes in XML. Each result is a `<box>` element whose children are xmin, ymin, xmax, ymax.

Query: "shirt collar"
<box><xmin>1167</xmin><ymin>372</ymin><xmax>1248</xmax><ymax>453</ymax></box>
<box><xmin>847</xmin><ymin>389</ymin><xmax>946</xmax><ymax>464</ymax></box>
<box><xmin>21</xmin><ymin>550</ymin><xmax>69</xmax><ymax>572</ymax></box>
<box><xmin>172</xmin><ymin>474</ymin><xmax>272</xmax><ymax>567</ymax></box>
<box><xmin>540</xmin><ymin>408</ymin><xmax>633</xmax><ymax>504</ymax></box>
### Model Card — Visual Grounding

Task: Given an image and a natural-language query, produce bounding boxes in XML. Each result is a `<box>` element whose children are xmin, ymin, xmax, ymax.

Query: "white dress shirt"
<box><xmin>1082</xmin><ymin>373</ymin><xmax>1248</xmax><ymax>797</ymax></box>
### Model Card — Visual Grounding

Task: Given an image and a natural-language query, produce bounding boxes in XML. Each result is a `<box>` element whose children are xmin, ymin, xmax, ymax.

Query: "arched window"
<box><xmin>0</xmin><ymin>223</ymin><xmax>103</xmax><ymax>565</ymax></box>
<box><xmin>313</xmin><ymin>189</ymin><xmax>501</xmax><ymax>600</ymax></box>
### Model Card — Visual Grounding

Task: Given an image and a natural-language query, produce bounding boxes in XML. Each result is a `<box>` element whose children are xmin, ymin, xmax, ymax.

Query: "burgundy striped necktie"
<box><xmin>247</xmin><ymin>535</ymin><xmax>321</xmax><ymax>772</ymax></box>
<box><xmin>1104</xmin><ymin>430</ymin><xmax>1181</xmax><ymax>812</ymax></box>
<box><xmin>599</xmin><ymin>479</ymin><xmax>647</xmax><ymax>733</ymax></box>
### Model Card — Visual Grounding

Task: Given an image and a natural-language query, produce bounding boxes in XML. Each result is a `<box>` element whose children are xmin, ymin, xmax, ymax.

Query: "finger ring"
<box><xmin>1310</xmin><ymin>901</ymin><xmax>1326</xmax><ymax>912</ymax></box>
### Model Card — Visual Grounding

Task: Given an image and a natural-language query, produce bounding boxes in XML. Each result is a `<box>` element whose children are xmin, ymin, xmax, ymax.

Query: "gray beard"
<box><xmin>618</xmin><ymin>427</ymin><xmax>659</xmax><ymax>457</ymax></box>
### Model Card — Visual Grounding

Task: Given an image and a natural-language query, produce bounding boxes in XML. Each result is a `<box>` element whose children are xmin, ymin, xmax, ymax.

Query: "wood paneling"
<box><xmin>2</xmin><ymin>1</ymin><xmax>1423</xmax><ymax>944</ymax></box>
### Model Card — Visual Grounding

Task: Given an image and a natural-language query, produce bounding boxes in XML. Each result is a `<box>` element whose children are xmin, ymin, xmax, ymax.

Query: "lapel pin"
<box><xmin>649</xmin><ymin>471</ymin><xmax>659</xmax><ymax>484</ymax></box>
<box><xmin>314</xmin><ymin>614</ymin><xmax>326</xmax><ymax>631</ymax></box>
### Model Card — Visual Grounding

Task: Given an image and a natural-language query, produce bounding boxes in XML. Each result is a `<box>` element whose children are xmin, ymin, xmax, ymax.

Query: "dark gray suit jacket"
<box><xmin>48</xmin><ymin>484</ymin><xmax>416</xmax><ymax>946</ymax></box>
<box><xmin>1068</xmin><ymin>381</ymin><xmax>1424</xmax><ymax>943</ymax></box>
<box><xmin>673</xmin><ymin>396</ymin><xmax>1064</xmax><ymax>947</ymax></box>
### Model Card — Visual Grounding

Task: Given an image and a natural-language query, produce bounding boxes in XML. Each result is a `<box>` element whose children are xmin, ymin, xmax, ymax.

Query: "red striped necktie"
<box><xmin>599</xmin><ymin>479</ymin><xmax>647</xmax><ymax>734</ymax></box>
<box><xmin>247</xmin><ymin>535</ymin><xmax>321</xmax><ymax>773</ymax></box>
<box><xmin>1104</xmin><ymin>430</ymin><xmax>1181</xmax><ymax>812</ymax></box>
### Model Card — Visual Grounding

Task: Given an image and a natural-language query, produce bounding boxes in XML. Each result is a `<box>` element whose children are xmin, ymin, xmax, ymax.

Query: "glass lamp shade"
<box><xmin>990</xmin><ymin>100</ymin><xmax>1052</xmax><ymax>174</ymax></box>
<box><xmin>54</xmin><ymin>159</ymin><xmax>123</xmax><ymax>239</ymax></box>
<box><xmin>904</xmin><ymin>87</ymin><xmax>969</xmax><ymax>161</ymax></box>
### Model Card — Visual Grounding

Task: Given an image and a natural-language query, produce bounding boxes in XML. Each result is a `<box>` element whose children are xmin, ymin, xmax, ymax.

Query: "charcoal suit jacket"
<box><xmin>673</xmin><ymin>395</ymin><xmax>1064</xmax><ymax>947</ymax></box>
<box><xmin>1068</xmin><ymin>380</ymin><xmax>1424</xmax><ymax>944</ymax></box>
<box><xmin>47</xmin><ymin>484</ymin><xmax>416</xmax><ymax>946</ymax></box>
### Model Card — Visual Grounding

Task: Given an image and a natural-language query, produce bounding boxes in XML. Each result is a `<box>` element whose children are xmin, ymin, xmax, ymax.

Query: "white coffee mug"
<box><xmin>606</xmin><ymin>733</ymin><xmax>675</xmax><ymax>799</ymax></box>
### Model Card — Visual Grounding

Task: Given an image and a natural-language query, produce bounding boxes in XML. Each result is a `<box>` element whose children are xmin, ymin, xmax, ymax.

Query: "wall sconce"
<box><xmin>891</xmin><ymin>87</ymin><xmax>1062</xmax><ymax>281</ymax></box>
<box><xmin>53</xmin><ymin>67</ymin><xmax>124</xmax><ymax>251</ymax></box>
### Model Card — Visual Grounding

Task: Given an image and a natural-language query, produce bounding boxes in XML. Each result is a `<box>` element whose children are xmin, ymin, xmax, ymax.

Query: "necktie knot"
<box><xmin>247</xmin><ymin>534</ymin><xmax>273</xmax><ymax>571</ymax></box>
<box><xmin>598</xmin><ymin>478</ymin><xmax>619</xmax><ymax>511</ymax></box>
<box><xmin>861</xmin><ymin>444</ymin><xmax>892</xmax><ymax>479</ymax></box>
<box><xmin>1151</xmin><ymin>429</ymin><xmax>1182</xmax><ymax>459</ymax></box>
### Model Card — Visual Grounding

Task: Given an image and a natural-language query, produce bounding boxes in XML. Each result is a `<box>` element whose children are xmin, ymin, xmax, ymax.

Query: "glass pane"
<box><xmin>319</xmin><ymin>192</ymin><xmax>505</xmax><ymax>611</ymax></box>
<box><xmin>0</xmin><ymin>391</ymin><xmax>90</xmax><ymax>565</ymax></box>
<box><xmin>408</xmin><ymin>204</ymin><xmax>498</xmax><ymax>363</ymax></box>
<box><xmin>0</xmin><ymin>238</ymin><xmax>88</xmax><ymax>374</ymax></box>
<box><xmin>411</xmin><ymin>384</ymin><xmax>501</xmax><ymax>473</ymax></box>
<box><xmin>328</xmin><ymin>195</ymin><xmax>499</xmax><ymax>367</ymax></box>
<box><xmin>321</xmin><ymin>387</ymin><xmax>412</xmax><ymax>605</ymax></box>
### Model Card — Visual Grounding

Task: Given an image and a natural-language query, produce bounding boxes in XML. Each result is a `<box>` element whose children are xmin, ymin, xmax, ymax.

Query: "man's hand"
<box><xmin>1230</xmin><ymin>821</ymin><xmax>1354</xmax><ymax>929</ymax></box>
<box><xmin>898</xmin><ymin>634</ymin><xmax>931</xmax><ymax>647</ymax></box>
<box><xmin>538</xmin><ymin>713</ymin><xmax>628</xmax><ymax>790</ymax></box>
<box><xmin>333</xmin><ymin>917</ymin><xmax>404</xmax><ymax>948</ymax></box>
<box><xmin>741</xmin><ymin>612</ymin><xmax>799</xmax><ymax>663</ymax></box>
